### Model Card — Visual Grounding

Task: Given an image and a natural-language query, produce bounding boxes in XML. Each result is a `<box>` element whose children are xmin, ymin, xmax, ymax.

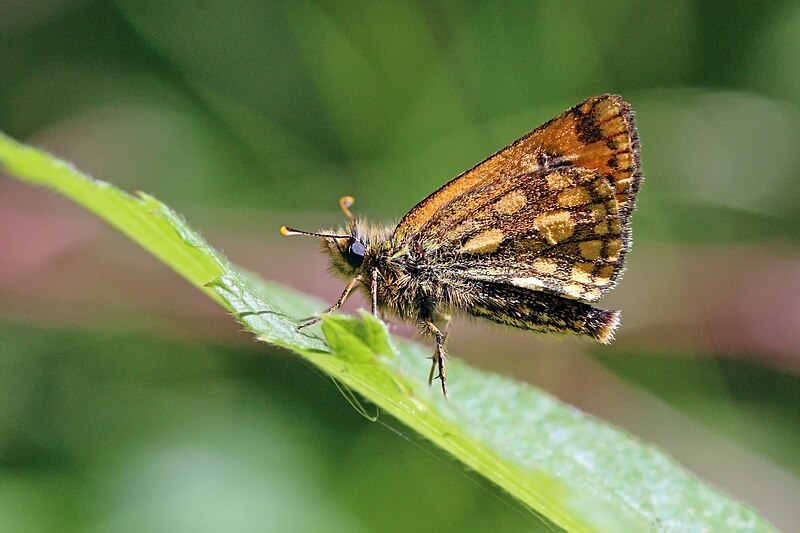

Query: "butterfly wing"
<box><xmin>391</xmin><ymin>94</ymin><xmax>641</xmax><ymax>303</ymax></box>
<box><xmin>444</xmin><ymin>166</ymin><xmax>624</xmax><ymax>301</ymax></box>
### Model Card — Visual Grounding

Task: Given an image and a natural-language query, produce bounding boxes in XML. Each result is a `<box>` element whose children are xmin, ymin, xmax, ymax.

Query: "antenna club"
<box><xmin>279</xmin><ymin>226</ymin><xmax>292</xmax><ymax>236</ymax></box>
<box><xmin>339</xmin><ymin>196</ymin><xmax>356</xmax><ymax>219</ymax></box>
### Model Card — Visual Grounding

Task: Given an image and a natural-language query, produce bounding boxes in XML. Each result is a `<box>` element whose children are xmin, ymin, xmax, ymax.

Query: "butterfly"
<box><xmin>281</xmin><ymin>94</ymin><xmax>642</xmax><ymax>397</ymax></box>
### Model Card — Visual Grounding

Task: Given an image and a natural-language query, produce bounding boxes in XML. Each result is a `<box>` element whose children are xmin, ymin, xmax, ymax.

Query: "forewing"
<box><xmin>390</xmin><ymin>94</ymin><xmax>640</xmax><ymax>302</ymax></box>
<box><xmin>392</xmin><ymin>94</ymin><xmax>641</xmax><ymax>244</ymax></box>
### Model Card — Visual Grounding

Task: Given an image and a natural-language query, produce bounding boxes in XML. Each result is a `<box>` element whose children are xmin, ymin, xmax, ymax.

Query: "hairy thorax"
<box><xmin>372</xmin><ymin>246</ymin><xmax>476</xmax><ymax>323</ymax></box>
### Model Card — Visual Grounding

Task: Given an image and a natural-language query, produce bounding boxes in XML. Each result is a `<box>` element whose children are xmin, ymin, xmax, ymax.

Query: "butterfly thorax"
<box><xmin>321</xmin><ymin>219</ymin><xmax>457</xmax><ymax>322</ymax></box>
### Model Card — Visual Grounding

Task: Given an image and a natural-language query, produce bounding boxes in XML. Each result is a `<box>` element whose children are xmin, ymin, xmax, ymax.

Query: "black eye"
<box><xmin>344</xmin><ymin>240</ymin><xmax>366</xmax><ymax>268</ymax></box>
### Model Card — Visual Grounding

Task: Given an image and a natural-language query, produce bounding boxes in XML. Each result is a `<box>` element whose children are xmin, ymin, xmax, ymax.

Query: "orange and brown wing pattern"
<box><xmin>390</xmin><ymin>94</ymin><xmax>641</xmax><ymax>303</ymax></box>
<box><xmin>443</xmin><ymin>166</ymin><xmax>624</xmax><ymax>302</ymax></box>
<box><xmin>392</xmin><ymin>94</ymin><xmax>640</xmax><ymax>243</ymax></box>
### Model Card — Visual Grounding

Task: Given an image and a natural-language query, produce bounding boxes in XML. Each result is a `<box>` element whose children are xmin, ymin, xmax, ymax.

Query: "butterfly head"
<box><xmin>280</xmin><ymin>196</ymin><xmax>387</xmax><ymax>278</ymax></box>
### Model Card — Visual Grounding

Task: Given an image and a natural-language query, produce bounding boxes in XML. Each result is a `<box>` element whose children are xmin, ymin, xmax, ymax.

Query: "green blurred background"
<box><xmin>2</xmin><ymin>1</ymin><xmax>800</xmax><ymax>531</ymax></box>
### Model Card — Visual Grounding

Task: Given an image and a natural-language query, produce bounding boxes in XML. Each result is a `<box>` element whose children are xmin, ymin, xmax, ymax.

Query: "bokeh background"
<box><xmin>2</xmin><ymin>1</ymin><xmax>800</xmax><ymax>531</ymax></box>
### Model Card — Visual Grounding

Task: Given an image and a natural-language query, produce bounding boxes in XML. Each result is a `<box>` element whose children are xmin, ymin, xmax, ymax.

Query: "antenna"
<box><xmin>279</xmin><ymin>226</ymin><xmax>350</xmax><ymax>239</ymax></box>
<box><xmin>279</xmin><ymin>196</ymin><xmax>357</xmax><ymax>239</ymax></box>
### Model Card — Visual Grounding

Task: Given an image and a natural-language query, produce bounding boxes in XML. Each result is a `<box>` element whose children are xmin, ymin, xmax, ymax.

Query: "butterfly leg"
<box><xmin>440</xmin><ymin>314</ymin><xmax>452</xmax><ymax>343</ymax></box>
<box><xmin>424</xmin><ymin>320</ymin><xmax>448</xmax><ymax>398</ymax></box>
<box><xmin>299</xmin><ymin>275</ymin><xmax>363</xmax><ymax>329</ymax></box>
<box><xmin>370</xmin><ymin>267</ymin><xmax>379</xmax><ymax>316</ymax></box>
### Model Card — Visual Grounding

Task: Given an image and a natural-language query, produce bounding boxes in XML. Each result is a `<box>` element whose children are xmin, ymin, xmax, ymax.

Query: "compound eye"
<box><xmin>345</xmin><ymin>240</ymin><xmax>366</xmax><ymax>268</ymax></box>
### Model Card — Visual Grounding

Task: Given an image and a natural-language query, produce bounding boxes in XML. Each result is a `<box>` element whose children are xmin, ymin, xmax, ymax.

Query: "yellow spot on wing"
<box><xmin>607</xmin><ymin>238</ymin><xmax>622</xmax><ymax>260</ymax></box>
<box><xmin>594</xmin><ymin>178</ymin><xmax>614</xmax><ymax>196</ymax></box>
<box><xmin>571</xmin><ymin>264</ymin><xmax>595</xmax><ymax>284</ymax></box>
<box><xmin>564</xmin><ymin>283</ymin><xmax>584</xmax><ymax>298</ymax></box>
<box><xmin>493</xmin><ymin>190</ymin><xmax>527</xmax><ymax>215</ymax></box>
<box><xmin>615</xmin><ymin>153</ymin><xmax>632</xmax><ymax>172</ymax></box>
<box><xmin>533</xmin><ymin>257</ymin><xmax>558</xmax><ymax>274</ymax></box>
<box><xmin>511</xmin><ymin>277</ymin><xmax>546</xmax><ymax>290</ymax></box>
<box><xmin>584</xmin><ymin>288</ymin><xmax>601</xmax><ymax>301</ymax></box>
<box><xmin>459</xmin><ymin>228</ymin><xmax>504</xmax><ymax>254</ymax></box>
<box><xmin>579</xmin><ymin>240</ymin><xmax>603</xmax><ymax>260</ymax></box>
<box><xmin>557</xmin><ymin>187</ymin><xmax>591</xmax><ymax>208</ymax></box>
<box><xmin>534</xmin><ymin>210</ymin><xmax>575</xmax><ymax>244</ymax></box>
<box><xmin>546</xmin><ymin>172</ymin><xmax>573</xmax><ymax>191</ymax></box>
<box><xmin>589</xmin><ymin>203</ymin><xmax>607</xmax><ymax>221</ymax></box>
<box><xmin>597</xmin><ymin>265</ymin><xmax>615</xmax><ymax>281</ymax></box>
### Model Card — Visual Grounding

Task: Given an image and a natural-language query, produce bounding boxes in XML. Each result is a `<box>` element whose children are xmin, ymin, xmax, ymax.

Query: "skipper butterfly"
<box><xmin>282</xmin><ymin>94</ymin><xmax>642</xmax><ymax>397</ymax></box>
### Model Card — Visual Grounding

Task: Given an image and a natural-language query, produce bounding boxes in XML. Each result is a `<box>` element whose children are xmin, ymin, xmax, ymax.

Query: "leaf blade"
<box><xmin>0</xmin><ymin>132</ymin><xmax>775</xmax><ymax>533</ymax></box>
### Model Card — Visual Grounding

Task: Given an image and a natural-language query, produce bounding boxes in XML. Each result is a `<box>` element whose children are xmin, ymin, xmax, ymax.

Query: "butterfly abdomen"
<box><xmin>465</xmin><ymin>281</ymin><xmax>620</xmax><ymax>343</ymax></box>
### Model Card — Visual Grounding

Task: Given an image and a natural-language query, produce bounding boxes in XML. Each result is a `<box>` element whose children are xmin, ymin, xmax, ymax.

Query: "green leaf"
<box><xmin>0</xmin><ymin>132</ymin><xmax>775</xmax><ymax>532</ymax></box>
